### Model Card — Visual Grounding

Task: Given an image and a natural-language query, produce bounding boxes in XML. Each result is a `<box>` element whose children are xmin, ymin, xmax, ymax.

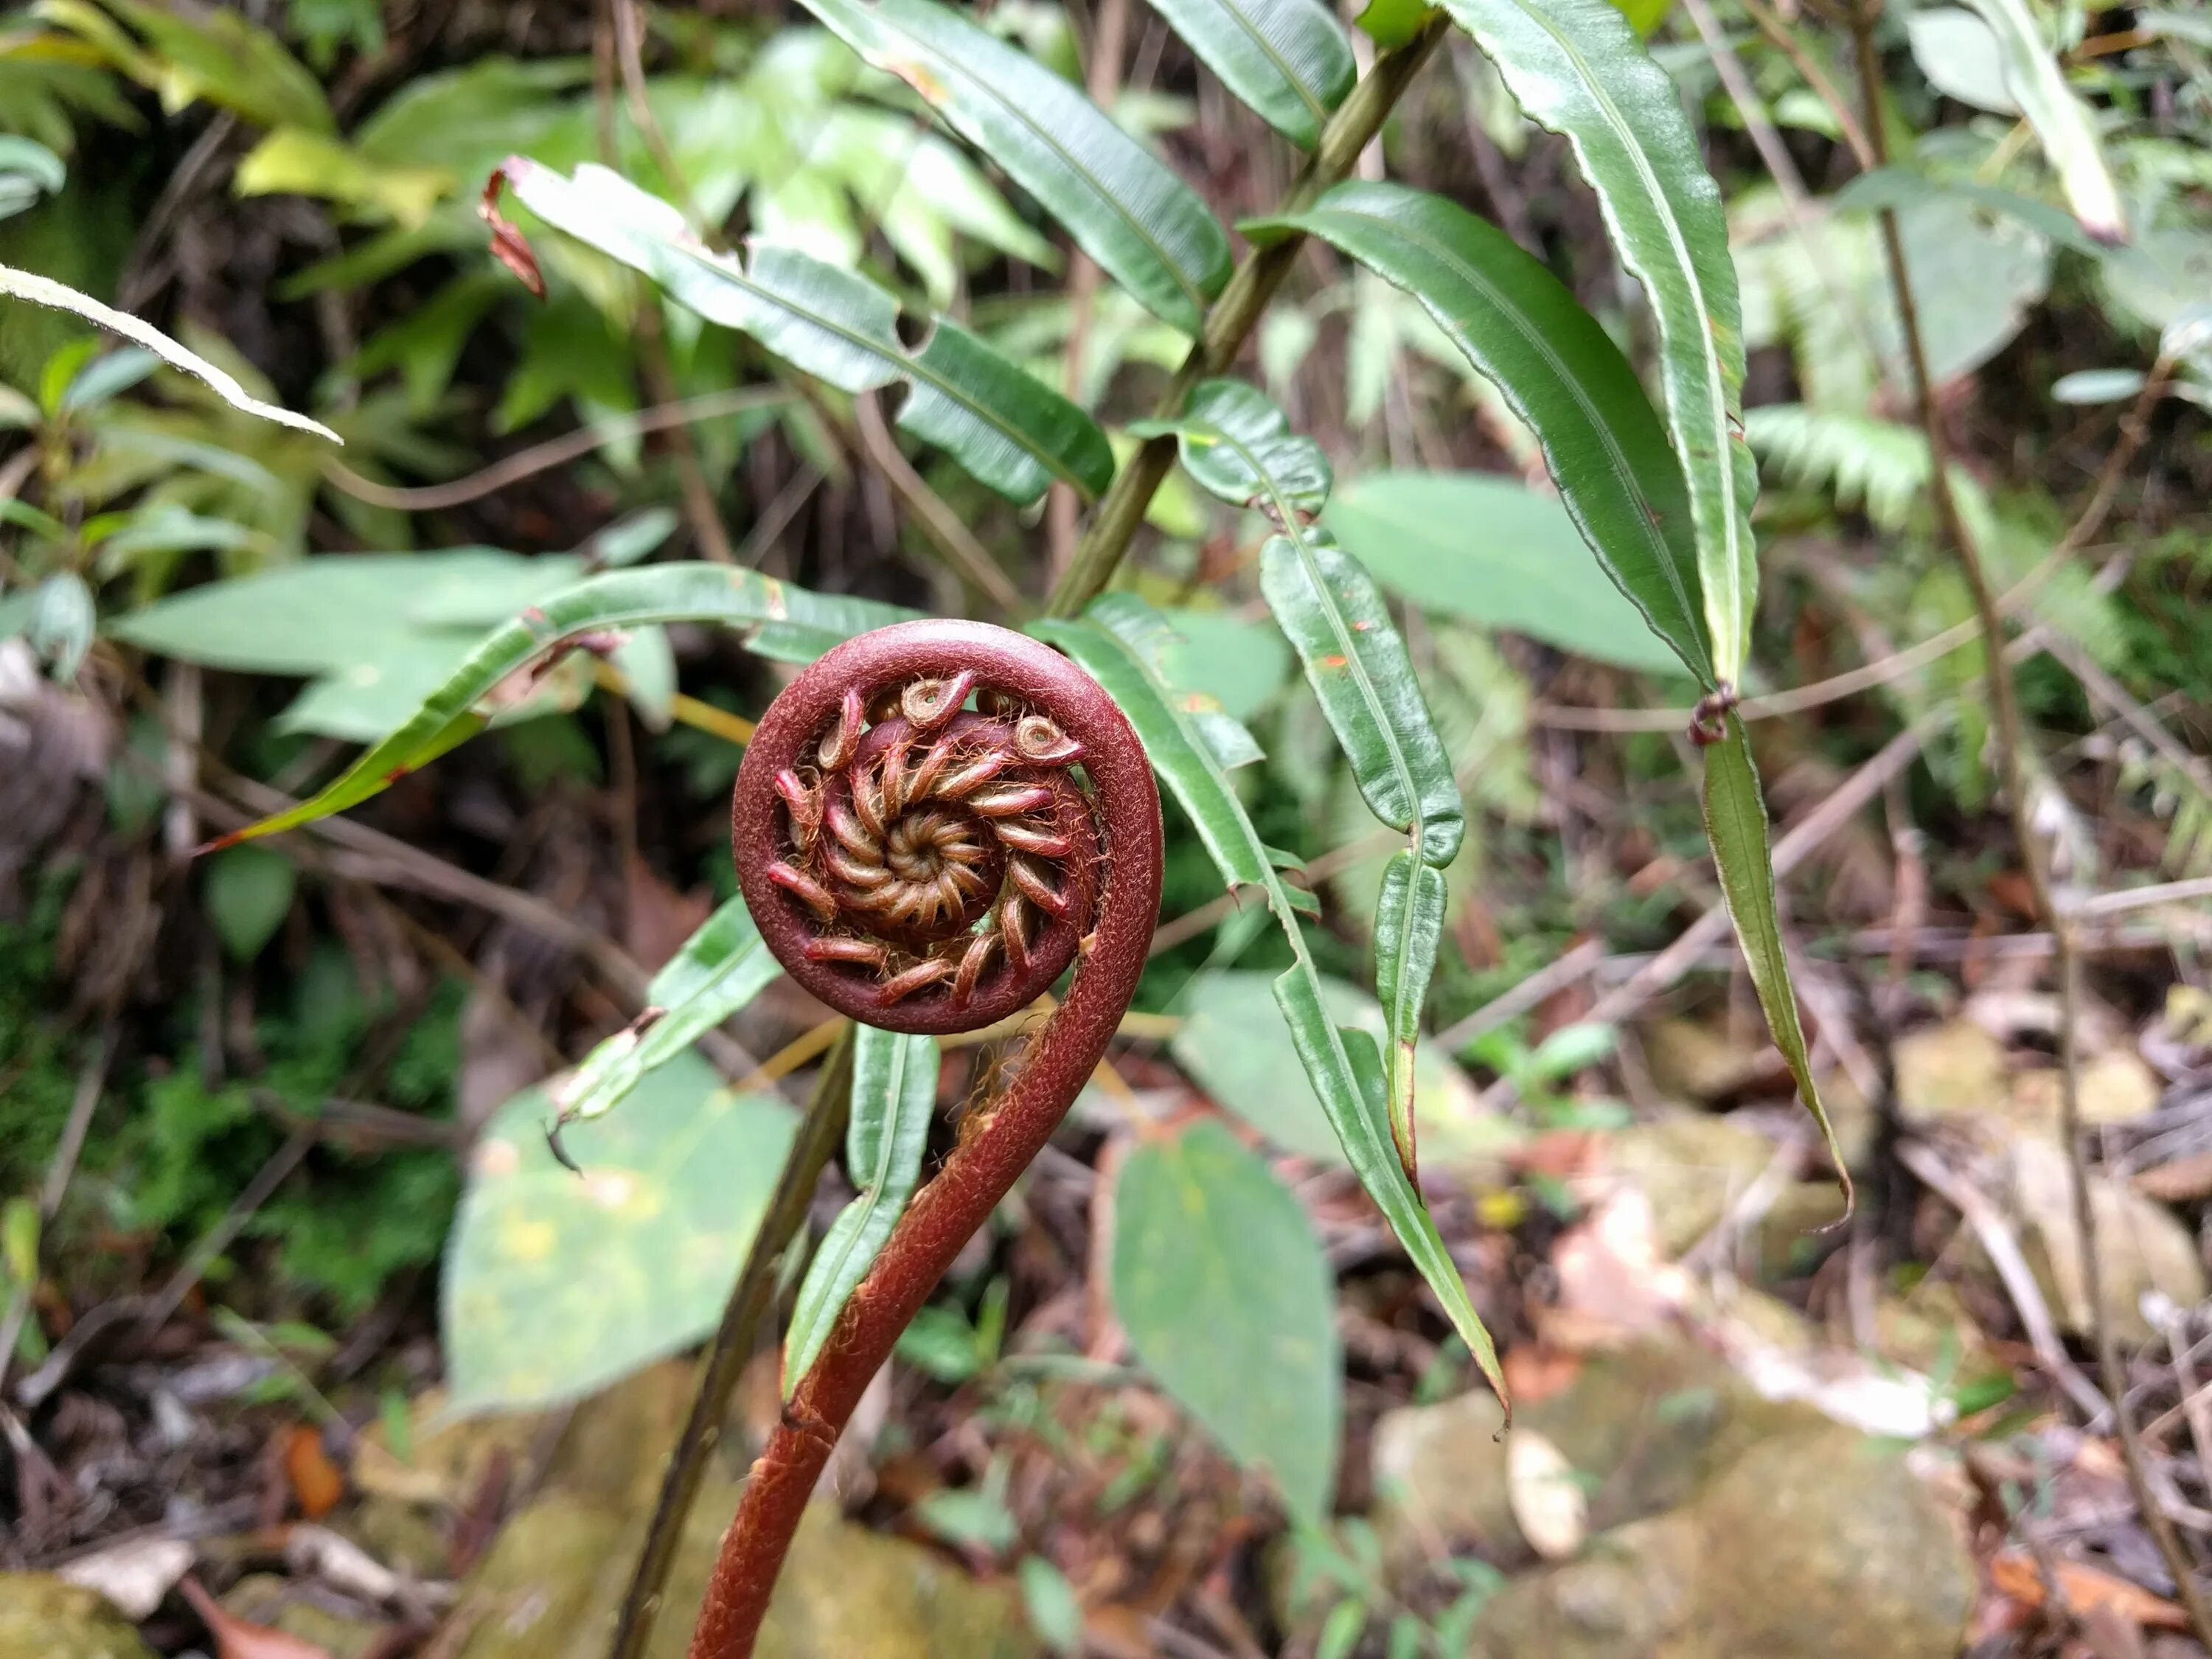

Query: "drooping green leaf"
<box><xmin>190</xmin><ymin>563</ymin><xmax>915</xmax><ymax>848</ymax></box>
<box><xmin>1324</xmin><ymin>472</ymin><xmax>1686</xmax><ymax>673</ymax></box>
<box><xmin>0</xmin><ymin>263</ymin><xmax>340</xmax><ymax>442</ymax></box>
<box><xmin>1138</xmin><ymin>380</ymin><xmax>1463</xmax><ymax>863</ymax></box>
<box><xmin>203</xmin><ymin>844</ymin><xmax>297</xmax><ymax>962</ymax></box>
<box><xmin>1098</xmin><ymin>602</ymin><xmax>1277</xmax><ymax>771</ymax></box>
<box><xmin>783</xmin><ymin>1026</ymin><xmax>936</xmax><ymax>1394</ymax></box>
<box><xmin>1399</xmin><ymin>0</ymin><xmax>1755</xmax><ymax>685</ymax></box>
<box><xmin>790</xmin><ymin>0</ymin><xmax>1232</xmax><ymax>333</ymax></box>
<box><xmin>1701</xmin><ymin>714</ymin><xmax>1851</xmax><ymax>1206</ymax></box>
<box><xmin>1253</xmin><ymin>184</ymin><xmax>1712</xmax><ymax>686</ymax></box>
<box><xmin>1132</xmin><ymin>378</ymin><xmax>1334</xmax><ymax>517</ymax></box>
<box><xmin>1279</xmin><ymin>984</ymin><xmax>1504</xmax><ymax>1404</ymax></box>
<box><xmin>1143</xmin><ymin>0</ymin><xmax>1356</xmax><ymax>149</ymax></box>
<box><xmin>444</xmin><ymin>1051</ymin><xmax>795</xmax><ymax>1412</ymax></box>
<box><xmin>1955</xmin><ymin>0</ymin><xmax>2124</xmax><ymax>245</ymax></box>
<box><xmin>1040</xmin><ymin>605</ymin><xmax>1506</xmax><ymax>1413</ymax></box>
<box><xmin>551</xmin><ymin>897</ymin><xmax>783</xmax><ymax>1133</ymax></box>
<box><xmin>498</xmin><ymin>159</ymin><xmax>1113</xmax><ymax>502</ymax></box>
<box><xmin>1255</xmin><ymin>505</ymin><xmax>1464</xmax><ymax>1180</ymax></box>
<box><xmin>1113</xmin><ymin>1119</ymin><xmax>1341</xmax><ymax>1521</ymax></box>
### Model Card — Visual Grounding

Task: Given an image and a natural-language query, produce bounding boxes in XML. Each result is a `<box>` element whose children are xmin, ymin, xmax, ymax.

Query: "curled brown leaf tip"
<box><xmin>480</xmin><ymin>165</ymin><xmax>546</xmax><ymax>299</ymax></box>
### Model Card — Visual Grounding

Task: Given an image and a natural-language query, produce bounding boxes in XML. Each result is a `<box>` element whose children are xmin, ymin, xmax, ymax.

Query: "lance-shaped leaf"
<box><xmin>1253</xmin><ymin>183</ymin><xmax>1712</xmax><ymax>687</ymax></box>
<box><xmin>198</xmin><ymin>563</ymin><xmax>915</xmax><ymax>849</ymax></box>
<box><xmin>1955</xmin><ymin>0</ymin><xmax>2125</xmax><ymax>246</ymax></box>
<box><xmin>1037</xmin><ymin>599</ymin><xmax>1506</xmax><ymax>1414</ymax></box>
<box><xmin>790</xmin><ymin>0</ymin><xmax>1233</xmax><ymax>334</ymax></box>
<box><xmin>1144</xmin><ymin>0</ymin><xmax>1356</xmax><ymax>150</ymax></box>
<box><xmin>498</xmin><ymin>159</ymin><xmax>1112</xmax><ymax>502</ymax></box>
<box><xmin>1138</xmin><ymin>383</ymin><xmax>1466</xmax><ymax>1181</ymax></box>
<box><xmin>1703</xmin><ymin>714</ymin><xmax>1851</xmax><ymax>1207</ymax></box>
<box><xmin>785</xmin><ymin>1026</ymin><xmax>936</xmax><ymax>1394</ymax></box>
<box><xmin>0</xmin><ymin>263</ymin><xmax>340</xmax><ymax>443</ymax></box>
<box><xmin>1262</xmin><ymin>538</ymin><xmax>1458</xmax><ymax>1178</ymax></box>
<box><xmin>550</xmin><ymin>898</ymin><xmax>782</xmax><ymax>1138</ymax></box>
<box><xmin>1414</xmin><ymin>0</ymin><xmax>1755</xmax><ymax>686</ymax></box>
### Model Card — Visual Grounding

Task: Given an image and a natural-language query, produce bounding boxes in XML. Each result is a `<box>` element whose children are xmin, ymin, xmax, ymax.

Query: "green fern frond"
<box><xmin>1744</xmin><ymin>406</ymin><xmax>1932</xmax><ymax>532</ymax></box>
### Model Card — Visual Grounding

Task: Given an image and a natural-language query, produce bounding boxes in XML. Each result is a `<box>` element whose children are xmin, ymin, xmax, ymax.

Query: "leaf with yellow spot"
<box><xmin>442</xmin><ymin>1050</ymin><xmax>795</xmax><ymax>1413</ymax></box>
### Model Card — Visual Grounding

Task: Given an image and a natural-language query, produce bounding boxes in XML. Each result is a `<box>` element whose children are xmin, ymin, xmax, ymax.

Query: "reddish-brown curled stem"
<box><xmin>697</xmin><ymin>621</ymin><xmax>1161</xmax><ymax>1658</ymax></box>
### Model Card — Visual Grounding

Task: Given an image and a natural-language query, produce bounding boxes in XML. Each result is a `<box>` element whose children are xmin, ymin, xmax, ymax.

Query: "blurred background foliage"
<box><xmin>2</xmin><ymin>0</ymin><xmax>2211</xmax><ymax>1655</ymax></box>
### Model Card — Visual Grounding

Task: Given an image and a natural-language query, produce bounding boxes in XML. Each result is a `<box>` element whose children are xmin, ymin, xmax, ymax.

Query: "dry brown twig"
<box><xmin>1733</xmin><ymin>0</ymin><xmax>1874</xmax><ymax>164</ymax></box>
<box><xmin>322</xmin><ymin>388</ymin><xmax>792</xmax><ymax>513</ymax></box>
<box><xmin>851</xmin><ymin>393</ymin><xmax>1026</xmax><ymax>613</ymax></box>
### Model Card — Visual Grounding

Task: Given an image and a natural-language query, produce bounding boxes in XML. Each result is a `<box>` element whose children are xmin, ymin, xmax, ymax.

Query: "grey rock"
<box><xmin>1604</xmin><ymin>1116</ymin><xmax>1778</xmax><ymax>1257</ymax></box>
<box><xmin>1371</xmin><ymin>1340</ymin><xmax>1824</xmax><ymax>1568</ymax></box>
<box><xmin>1471</xmin><ymin>1427</ymin><xmax>1974</xmax><ymax>1659</ymax></box>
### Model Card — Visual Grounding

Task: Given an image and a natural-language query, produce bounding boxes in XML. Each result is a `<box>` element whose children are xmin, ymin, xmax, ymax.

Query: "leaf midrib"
<box><xmin>1189</xmin><ymin>0</ymin><xmax>1332</xmax><ymax>133</ymax></box>
<box><xmin>846</xmin><ymin>0</ymin><xmax>1215</xmax><ymax>322</ymax></box>
<box><xmin>669</xmin><ymin>242</ymin><xmax>1093</xmax><ymax>495</ymax></box>
<box><xmin>1307</xmin><ymin>201</ymin><xmax>1710</xmax><ymax>684</ymax></box>
<box><xmin>1480</xmin><ymin>0</ymin><xmax>1743</xmax><ymax>672</ymax></box>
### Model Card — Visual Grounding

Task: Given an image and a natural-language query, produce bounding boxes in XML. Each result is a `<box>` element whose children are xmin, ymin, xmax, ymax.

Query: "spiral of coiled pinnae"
<box><xmin>731</xmin><ymin>621</ymin><xmax>1139</xmax><ymax>1035</ymax></box>
<box><xmin>701</xmin><ymin>623</ymin><xmax>1159</xmax><ymax>1659</ymax></box>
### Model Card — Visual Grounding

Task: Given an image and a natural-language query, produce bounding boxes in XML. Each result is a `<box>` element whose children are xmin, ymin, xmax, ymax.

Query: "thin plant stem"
<box><xmin>1736</xmin><ymin>0</ymin><xmax>1874</xmax><ymax>166</ymax></box>
<box><xmin>1536</xmin><ymin>361</ymin><xmax>2168</xmax><ymax>735</ymax></box>
<box><xmin>321</xmin><ymin>388</ymin><xmax>793</xmax><ymax>513</ymax></box>
<box><xmin>1044</xmin><ymin>14</ymin><xmax>1453</xmax><ymax>617</ymax></box>
<box><xmin>852</xmin><ymin>392</ymin><xmax>1026</xmax><ymax>613</ymax></box>
<box><xmin>1845</xmin><ymin>6</ymin><xmax>2212</xmax><ymax>1640</ymax></box>
<box><xmin>606</xmin><ymin>1032</ymin><xmax>855</xmax><ymax>1659</ymax></box>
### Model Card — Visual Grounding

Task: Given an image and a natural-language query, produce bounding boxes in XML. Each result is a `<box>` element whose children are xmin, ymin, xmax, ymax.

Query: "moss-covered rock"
<box><xmin>447</xmin><ymin>1361</ymin><xmax>1035</xmax><ymax>1659</ymax></box>
<box><xmin>1370</xmin><ymin>1340</ymin><xmax>1824</xmax><ymax>1568</ymax></box>
<box><xmin>0</xmin><ymin>1573</ymin><xmax>157</xmax><ymax>1659</ymax></box>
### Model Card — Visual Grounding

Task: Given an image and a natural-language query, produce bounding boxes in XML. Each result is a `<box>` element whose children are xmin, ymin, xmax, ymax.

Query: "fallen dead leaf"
<box><xmin>56</xmin><ymin>1536</ymin><xmax>194</xmax><ymax>1620</ymax></box>
<box><xmin>179</xmin><ymin>1576</ymin><xmax>339</xmax><ymax>1659</ymax></box>
<box><xmin>283</xmin><ymin>1425</ymin><xmax>344</xmax><ymax>1520</ymax></box>
<box><xmin>1989</xmin><ymin>1550</ymin><xmax>2188</xmax><ymax>1632</ymax></box>
<box><xmin>1543</xmin><ymin>1189</ymin><xmax>1688</xmax><ymax>1350</ymax></box>
<box><xmin>1506</xmin><ymin>1427</ymin><xmax>1587</xmax><ymax>1561</ymax></box>
<box><xmin>1500</xmin><ymin>1343</ymin><xmax>1583</xmax><ymax>1407</ymax></box>
<box><xmin>2134</xmin><ymin>1148</ymin><xmax>2212</xmax><ymax>1204</ymax></box>
<box><xmin>284</xmin><ymin>1525</ymin><xmax>417</xmax><ymax>1607</ymax></box>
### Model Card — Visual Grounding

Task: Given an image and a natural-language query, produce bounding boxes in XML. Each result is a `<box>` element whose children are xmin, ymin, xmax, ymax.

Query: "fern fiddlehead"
<box><xmin>695</xmin><ymin>620</ymin><xmax>1161</xmax><ymax>1658</ymax></box>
